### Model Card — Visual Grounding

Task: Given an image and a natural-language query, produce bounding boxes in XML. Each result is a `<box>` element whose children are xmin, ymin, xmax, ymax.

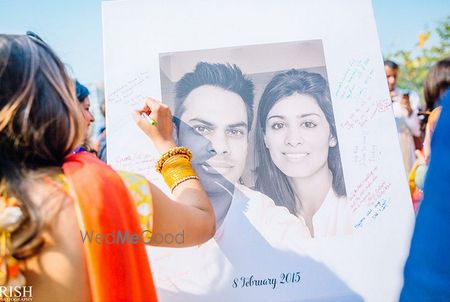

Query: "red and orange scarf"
<box><xmin>62</xmin><ymin>152</ymin><xmax>157</xmax><ymax>301</ymax></box>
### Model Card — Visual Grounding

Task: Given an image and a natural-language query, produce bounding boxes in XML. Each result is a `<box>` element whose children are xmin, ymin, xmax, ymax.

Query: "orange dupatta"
<box><xmin>62</xmin><ymin>152</ymin><xmax>157</xmax><ymax>302</ymax></box>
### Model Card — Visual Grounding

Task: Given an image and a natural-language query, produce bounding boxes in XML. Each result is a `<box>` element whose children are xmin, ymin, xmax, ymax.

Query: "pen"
<box><xmin>142</xmin><ymin>113</ymin><xmax>156</xmax><ymax>125</ymax></box>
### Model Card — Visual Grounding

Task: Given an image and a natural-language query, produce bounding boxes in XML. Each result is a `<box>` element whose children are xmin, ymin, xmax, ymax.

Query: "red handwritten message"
<box><xmin>349</xmin><ymin>166</ymin><xmax>392</xmax><ymax>214</ymax></box>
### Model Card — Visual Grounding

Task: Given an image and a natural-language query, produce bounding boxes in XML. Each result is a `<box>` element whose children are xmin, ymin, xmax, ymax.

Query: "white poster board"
<box><xmin>102</xmin><ymin>0</ymin><xmax>415</xmax><ymax>301</ymax></box>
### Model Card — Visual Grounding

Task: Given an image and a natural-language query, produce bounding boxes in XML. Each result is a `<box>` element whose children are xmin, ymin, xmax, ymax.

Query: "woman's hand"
<box><xmin>133</xmin><ymin>98</ymin><xmax>215</xmax><ymax>247</ymax></box>
<box><xmin>133</xmin><ymin>97</ymin><xmax>176</xmax><ymax>154</ymax></box>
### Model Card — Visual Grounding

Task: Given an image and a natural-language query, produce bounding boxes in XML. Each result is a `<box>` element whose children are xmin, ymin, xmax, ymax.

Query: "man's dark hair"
<box><xmin>384</xmin><ymin>59</ymin><xmax>399</xmax><ymax>70</ymax></box>
<box><xmin>174</xmin><ymin>62</ymin><xmax>255</xmax><ymax>130</ymax></box>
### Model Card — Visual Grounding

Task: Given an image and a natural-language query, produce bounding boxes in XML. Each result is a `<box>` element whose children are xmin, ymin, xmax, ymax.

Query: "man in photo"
<box><xmin>173</xmin><ymin>62</ymin><xmax>307</xmax><ymax>237</ymax></box>
<box><xmin>175</xmin><ymin>62</ymin><xmax>253</xmax><ymax>226</ymax></box>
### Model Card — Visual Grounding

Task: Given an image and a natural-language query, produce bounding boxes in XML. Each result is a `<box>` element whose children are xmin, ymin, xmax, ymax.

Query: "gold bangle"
<box><xmin>156</xmin><ymin>146</ymin><xmax>192</xmax><ymax>173</ymax></box>
<box><xmin>170</xmin><ymin>176</ymin><xmax>200</xmax><ymax>192</ymax></box>
<box><xmin>161</xmin><ymin>155</ymin><xmax>198</xmax><ymax>192</ymax></box>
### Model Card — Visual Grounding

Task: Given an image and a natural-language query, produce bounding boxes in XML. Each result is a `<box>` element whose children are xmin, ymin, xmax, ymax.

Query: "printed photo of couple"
<box><xmin>159</xmin><ymin>40</ymin><xmax>353</xmax><ymax>240</ymax></box>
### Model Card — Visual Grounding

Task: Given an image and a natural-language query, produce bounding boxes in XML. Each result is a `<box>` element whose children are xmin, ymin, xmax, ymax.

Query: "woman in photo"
<box><xmin>254</xmin><ymin>69</ymin><xmax>352</xmax><ymax>238</ymax></box>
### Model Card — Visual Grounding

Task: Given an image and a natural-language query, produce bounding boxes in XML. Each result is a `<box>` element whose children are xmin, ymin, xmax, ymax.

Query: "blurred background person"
<box><xmin>407</xmin><ymin>57</ymin><xmax>450</xmax><ymax>211</ymax></box>
<box><xmin>75</xmin><ymin>80</ymin><xmax>95</xmax><ymax>152</ymax></box>
<box><xmin>94</xmin><ymin>97</ymin><xmax>107</xmax><ymax>162</ymax></box>
<box><xmin>422</xmin><ymin>57</ymin><xmax>450</xmax><ymax>163</ymax></box>
<box><xmin>75</xmin><ymin>80</ymin><xmax>95</xmax><ymax>136</ymax></box>
<box><xmin>384</xmin><ymin>59</ymin><xmax>422</xmax><ymax>175</ymax></box>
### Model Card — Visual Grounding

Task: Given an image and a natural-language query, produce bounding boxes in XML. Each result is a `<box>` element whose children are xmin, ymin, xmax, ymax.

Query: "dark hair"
<box><xmin>75</xmin><ymin>80</ymin><xmax>90</xmax><ymax>103</ymax></box>
<box><xmin>424</xmin><ymin>57</ymin><xmax>450</xmax><ymax>110</ymax></box>
<box><xmin>0</xmin><ymin>34</ymin><xmax>85</xmax><ymax>260</ymax></box>
<box><xmin>384</xmin><ymin>59</ymin><xmax>399</xmax><ymax>70</ymax></box>
<box><xmin>254</xmin><ymin>69</ymin><xmax>346</xmax><ymax>215</ymax></box>
<box><xmin>174</xmin><ymin>62</ymin><xmax>254</xmax><ymax>130</ymax></box>
<box><xmin>74</xmin><ymin>79</ymin><xmax>96</xmax><ymax>152</ymax></box>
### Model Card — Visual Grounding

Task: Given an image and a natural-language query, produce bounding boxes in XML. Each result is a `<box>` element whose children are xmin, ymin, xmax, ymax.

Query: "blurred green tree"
<box><xmin>387</xmin><ymin>16</ymin><xmax>449</xmax><ymax>107</ymax></box>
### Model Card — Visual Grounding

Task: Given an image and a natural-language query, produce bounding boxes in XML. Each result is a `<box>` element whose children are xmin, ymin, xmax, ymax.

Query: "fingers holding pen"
<box><xmin>133</xmin><ymin>97</ymin><xmax>176</xmax><ymax>153</ymax></box>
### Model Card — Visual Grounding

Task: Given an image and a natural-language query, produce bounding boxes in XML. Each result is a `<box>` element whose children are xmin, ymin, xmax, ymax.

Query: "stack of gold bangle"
<box><xmin>156</xmin><ymin>147</ymin><xmax>199</xmax><ymax>192</ymax></box>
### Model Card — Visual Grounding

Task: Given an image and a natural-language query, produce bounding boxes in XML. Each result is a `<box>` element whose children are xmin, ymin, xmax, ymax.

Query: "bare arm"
<box><xmin>133</xmin><ymin>98</ymin><xmax>215</xmax><ymax>247</ymax></box>
<box><xmin>149</xmin><ymin>180</ymin><xmax>215</xmax><ymax>247</ymax></box>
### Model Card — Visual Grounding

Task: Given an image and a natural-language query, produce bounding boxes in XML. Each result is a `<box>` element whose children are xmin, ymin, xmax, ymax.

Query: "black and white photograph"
<box><xmin>160</xmin><ymin>40</ymin><xmax>352</xmax><ymax>238</ymax></box>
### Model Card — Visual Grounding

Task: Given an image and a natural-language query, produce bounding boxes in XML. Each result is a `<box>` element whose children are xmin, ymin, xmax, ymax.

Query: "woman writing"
<box><xmin>0</xmin><ymin>33</ymin><xmax>214</xmax><ymax>301</ymax></box>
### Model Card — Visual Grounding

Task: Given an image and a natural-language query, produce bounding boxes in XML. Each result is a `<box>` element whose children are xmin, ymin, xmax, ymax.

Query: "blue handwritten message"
<box><xmin>355</xmin><ymin>198</ymin><xmax>389</xmax><ymax>229</ymax></box>
<box><xmin>334</xmin><ymin>58</ymin><xmax>375</xmax><ymax>101</ymax></box>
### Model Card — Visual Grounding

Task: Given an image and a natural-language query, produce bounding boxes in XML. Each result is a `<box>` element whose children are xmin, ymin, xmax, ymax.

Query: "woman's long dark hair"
<box><xmin>254</xmin><ymin>69</ymin><xmax>346</xmax><ymax>215</ymax></box>
<box><xmin>424</xmin><ymin>57</ymin><xmax>450</xmax><ymax>110</ymax></box>
<box><xmin>0</xmin><ymin>34</ymin><xmax>85</xmax><ymax>261</ymax></box>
